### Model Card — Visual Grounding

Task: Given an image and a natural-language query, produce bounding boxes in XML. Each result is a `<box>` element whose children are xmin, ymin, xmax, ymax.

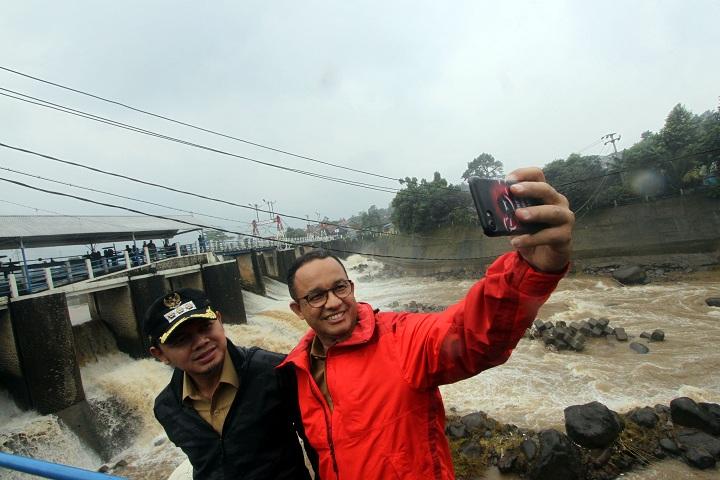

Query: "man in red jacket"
<box><xmin>280</xmin><ymin>167</ymin><xmax>574</xmax><ymax>479</ymax></box>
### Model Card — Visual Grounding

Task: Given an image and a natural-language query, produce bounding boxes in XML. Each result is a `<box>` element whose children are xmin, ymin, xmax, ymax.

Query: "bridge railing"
<box><xmin>207</xmin><ymin>234</ymin><xmax>346</xmax><ymax>252</ymax></box>
<box><xmin>0</xmin><ymin>235</ymin><xmax>347</xmax><ymax>299</ymax></box>
<box><xmin>0</xmin><ymin>242</ymin><xmax>198</xmax><ymax>298</ymax></box>
<box><xmin>0</xmin><ymin>451</ymin><xmax>126</xmax><ymax>479</ymax></box>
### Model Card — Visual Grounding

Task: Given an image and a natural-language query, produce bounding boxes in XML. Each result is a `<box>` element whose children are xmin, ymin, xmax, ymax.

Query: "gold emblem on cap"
<box><xmin>163</xmin><ymin>292</ymin><xmax>182</xmax><ymax>309</ymax></box>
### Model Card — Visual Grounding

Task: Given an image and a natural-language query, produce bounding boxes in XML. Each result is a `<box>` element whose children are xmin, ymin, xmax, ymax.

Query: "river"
<box><xmin>1</xmin><ymin>254</ymin><xmax>719</xmax><ymax>479</ymax></box>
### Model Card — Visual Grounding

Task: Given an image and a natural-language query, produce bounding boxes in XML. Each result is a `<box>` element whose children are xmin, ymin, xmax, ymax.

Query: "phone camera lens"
<box><xmin>485</xmin><ymin>211</ymin><xmax>496</xmax><ymax>231</ymax></box>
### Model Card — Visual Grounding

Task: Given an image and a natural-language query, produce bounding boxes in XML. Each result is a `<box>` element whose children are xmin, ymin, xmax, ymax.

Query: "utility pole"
<box><xmin>602</xmin><ymin>133</ymin><xmax>621</xmax><ymax>156</ymax></box>
<box><xmin>248</xmin><ymin>203</ymin><xmax>260</xmax><ymax>221</ymax></box>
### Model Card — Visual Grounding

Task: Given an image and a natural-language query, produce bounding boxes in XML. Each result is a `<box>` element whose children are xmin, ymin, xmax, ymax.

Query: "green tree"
<box><xmin>461</xmin><ymin>153</ymin><xmax>504</xmax><ymax>180</ymax></box>
<box><xmin>544</xmin><ymin>154</ymin><xmax>627</xmax><ymax>209</ymax></box>
<box><xmin>348</xmin><ymin>205</ymin><xmax>391</xmax><ymax>232</ymax></box>
<box><xmin>659</xmin><ymin>104</ymin><xmax>701</xmax><ymax>187</ymax></box>
<box><xmin>285</xmin><ymin>227</ymin><xmax>307</xmax><ymax>238</ymax></box>
<box><xmin>205</xmin><ymin>229</ymin><xmax>232</xmax><ymax>243</ymax></box>
<box><xmin>391</xmin><ymin>172</ymin><xmax>473</xmax><ymax>234</ymax></box>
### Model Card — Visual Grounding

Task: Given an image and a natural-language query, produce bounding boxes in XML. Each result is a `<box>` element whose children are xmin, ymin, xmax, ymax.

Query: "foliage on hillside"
<box><xmin>380</xmin><ymin>103</ymin><xmax>719</xmax><ymax>234</ymax></box>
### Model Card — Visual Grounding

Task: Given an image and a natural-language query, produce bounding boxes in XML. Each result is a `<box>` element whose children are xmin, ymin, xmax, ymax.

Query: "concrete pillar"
<box><xmin>85</xmin><ymin>259</ymin><xmax>94</xmax><ymax>279</ymax></box>
<box><xmin>275</xmin><ymin>249</ymin><xmax>297</xmax><ymax>284</ymax></box>
<box><xmin>0</xmin><ymin>306</ymin><xmax>29</xmax><ymax>409</ymax></box>
<box><xmin>93</xmin><ymin>285</ymin><xmax>149</xmax><ymax>358</ymax></box>
<box><xmin>129</xmin><ymin>276</ymin><xmax>169</xmax><ymax>356</ymax></box>
<box><xmin>176</xmin><ymin>243</ymin><xmax>182</xmax><ymax>257</ymax></box>
<box><xmin>262</xmin><ymin>251</ymin><xmax>278</xmax><ymax>278</ymax></box>
<box><xmin>235</xmin><ymin>253</ymin><xmax>266</xmax><ymax>296</ymax></box>
<box><xmin>124</xmin><ymin>250</ymin><xmax>131</xmax><ymax>270</ymax></box>
<box><xmin>144</xmin><ymin>246</ymin><xmax>151</xmax><ymax>264</ymax></box>
<box><xmin>168</xmin><ymin>272</ymin><xmax>203</xmax><ymax>291</ymax></box>
<box><xmin>8</xmin><ymin>274</ymin><xmax>18</xmax><ymax>298</ymax></box>
<box><xmin>256</xmin><ymin>252</ymin><xmax>268</xmax><ymax>276</ymax></box>
<box><xmin>44</xmin><ymin>268</ymin><xmax>54</xmax><ymax>290</ymax></box>
<box><xmin>8</xmin><ymin>293</ymin><xmax>85</xmax><ymax>414</ymax></box>
<box><xmin>202</xmin><ymin>261</ymin><xmax>246</xmax><ymax>325</ymax></box>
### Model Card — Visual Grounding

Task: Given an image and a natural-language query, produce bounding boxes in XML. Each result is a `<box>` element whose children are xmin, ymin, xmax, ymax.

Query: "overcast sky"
<box><xmin>1</xmin><ymin>1</ymin><xmax>718</xmax><ymax>257</ymax></box>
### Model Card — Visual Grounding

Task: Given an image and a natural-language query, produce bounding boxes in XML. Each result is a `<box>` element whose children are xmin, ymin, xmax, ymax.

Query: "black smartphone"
<box><xmin>468</xmin><ymin>176</ymin><xmax>546</xmax><ymax>237</ymax></box>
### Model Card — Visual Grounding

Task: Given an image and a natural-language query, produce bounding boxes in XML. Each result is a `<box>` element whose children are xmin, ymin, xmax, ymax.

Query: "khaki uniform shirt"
<box><xmin>182</xmin><ymin>352</ymin><xmax>240</xmax><ymax>435</ymax></box>
<box><xmin>309</xmin><ymin>336</ymin><xmax>334</xmax><ymax>410</ymax></box>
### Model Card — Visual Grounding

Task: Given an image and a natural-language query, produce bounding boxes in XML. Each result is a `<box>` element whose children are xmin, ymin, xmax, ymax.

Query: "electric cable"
<box><xmin>0</xmin><ymin>86</ymin><xmax>465</xmax><ymax>197</ymax></box>
<box><xmin>0</xmin><ymin>164</ymin><xmax>393</xmax><ymax>236</ymax></box>
<box><xmin>0</xmin><ymin>65</ymin><xmax>402</xmax><ymax>182</ymax></box>
<box><xmin>0</xmin><ymin>141</ymin><xmax>467</xmax><ymax>242</ymax></box>
<box><xmin>0</xmin><ymin>88</ymin><xmax>402</xmax><ymax>194</ymax></box>
<box><xmin>0</xmin><ymin>176</ymin><xmax>499</xmax><ymax>262</ymax></box>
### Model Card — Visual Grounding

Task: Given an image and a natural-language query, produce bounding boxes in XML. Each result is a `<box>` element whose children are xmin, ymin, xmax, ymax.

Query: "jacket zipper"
<box><xmin>307</xmin><ymin>352</ymin><xmax>340</xmax><ymax>480</ymax></box>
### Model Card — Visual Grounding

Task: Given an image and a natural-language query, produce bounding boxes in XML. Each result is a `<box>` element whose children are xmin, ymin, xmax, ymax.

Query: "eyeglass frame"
<box><xmin>296</xmin><ymin>279</ymin><xmax>354</xmax><ymax>308</ymax></box>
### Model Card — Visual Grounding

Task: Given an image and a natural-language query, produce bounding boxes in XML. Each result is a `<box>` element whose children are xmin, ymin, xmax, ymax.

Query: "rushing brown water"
<box><xmin>1</xmin><ymin>254</ymin><xmax>718</xmax><ymax>479</ymax></box>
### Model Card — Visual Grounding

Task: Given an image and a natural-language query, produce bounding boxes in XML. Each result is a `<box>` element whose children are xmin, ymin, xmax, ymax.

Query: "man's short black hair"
<box><xmin>287</xmin><ymin>249</ymin><xmax>348</xmax><ymax>300</ymax></box>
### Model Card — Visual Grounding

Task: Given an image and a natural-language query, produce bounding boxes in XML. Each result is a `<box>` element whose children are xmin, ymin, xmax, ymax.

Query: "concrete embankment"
<box><xmin>331</xmin><ymin>192</ymin><xmax>720</xmax><ymax>275</ymax></box>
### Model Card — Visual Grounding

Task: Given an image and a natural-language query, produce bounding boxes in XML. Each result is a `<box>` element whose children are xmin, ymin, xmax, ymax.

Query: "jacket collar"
<box><xmin>279</xmin><ymin>302</ymin><xmax>376</xmax><ymax>370</ymax></box>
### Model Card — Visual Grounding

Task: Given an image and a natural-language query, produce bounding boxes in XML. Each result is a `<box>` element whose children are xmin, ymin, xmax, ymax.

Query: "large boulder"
<box><xmin>528</xmin><ymin>429</ymin><xmax>582</xmax><ymax>480</ymax></box>
<box><xmin>564</xmin><ymin>402</ymin><xmax>623</xmax><ymax>449</ymax></box>
<box><xmin>628</xmin><ymin>407</ymin><xmax>659</xmax><ymax>428</ymax></box>
<box><xmin>460</xmin><ymin>411</ymin><xmax>497</xmax><ymax>434</ymax></box>
<box><xmin>675</xmin><ymin>429</ymin><xmax>720</xmax><ymax>458</ymax></box>
<box><xmin>629</xmin><ymin>342</ymin><xmax>650</xmax><ymax>354</ymax></box>
<box><xmin>612</xmin><ymin>265</ymin><xmax>647</xmax><ymax>285</ymax></box>
<box><xmin>651</xmin><ymin>329</ymin><xmax>665</xmax><ymax>341</ymax></box>
<box><xmin>670</xmin><ymin>398</ymin><xmax>720</xmax><ymax>435</ymax></box>
<box><xmin>683</xmin><ymin>447</ymin><xmax>716</xmax><ymax>469</ymax></box>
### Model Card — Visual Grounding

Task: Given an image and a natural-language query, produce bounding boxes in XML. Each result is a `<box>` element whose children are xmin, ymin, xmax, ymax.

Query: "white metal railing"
<box><xmin>0</xmin><ymin>235</ymin><xmax>347</xmax><ymax>299</ymax></box>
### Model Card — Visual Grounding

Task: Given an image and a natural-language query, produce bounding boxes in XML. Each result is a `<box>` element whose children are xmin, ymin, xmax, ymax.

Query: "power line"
<box><xmin>0</xmin><ymin>163</ymin><xmax>394</xmax><ymax>237</ymax></box>
<box><xmin>0</xmin><ymin>176</ymin><xmax>497</xmax><ymax>262</ymax></box>
<box><xmin>0</xmin><ymin>88</ymin><xmax>402</xmax><ymax>194</ymax></box>
<box><xmin>0</xmin><ymin>157</ymin><xmax>470</xmax><ymax>246</ymax></box>
<box><xmin>0</xmin><ymin>65</ymin><xmax>402</xmax><ymax>182</ymax></box>
<box><xmin>0</xmin><ymin>140</ymin><xmax>469</xmax><ymax>242</ymax></box>
<box><xmin>0</xmin><ymin>86</ymin><xmax>467</xmax><ymax>199</ymax></box>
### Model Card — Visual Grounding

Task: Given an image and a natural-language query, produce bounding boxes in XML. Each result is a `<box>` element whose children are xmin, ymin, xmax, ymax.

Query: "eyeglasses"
<box><xmin>298</xmin><ymin>280</ymin><xmax>354</xmax><ymax>308</ymax></box>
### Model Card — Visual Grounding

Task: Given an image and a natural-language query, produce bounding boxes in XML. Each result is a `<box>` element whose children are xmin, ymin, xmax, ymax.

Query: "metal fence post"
<box><xmin>8</xmin><ymin>273</ymin><xmax>19</xmax><ymax>298</ymax></box>
<box><xmin>85</xmin><ymin>259</ymin><xmax>94</xmax><ymax>279</ymax></box>
<box><xmin>44</xmin><ymin>268</ymin><xmax>54</xmax><ymax>290</ymax></box>
<box><xmin>65</xmin><ymin>261</ymin><xmax>73</xmax><ymax>281</ymax></box>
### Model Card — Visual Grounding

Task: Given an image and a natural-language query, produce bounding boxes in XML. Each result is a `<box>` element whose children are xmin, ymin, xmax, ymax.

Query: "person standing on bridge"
<box><xmin>144</xmin><ymin>288</ymin><xmax>316</xmax><ymax>480</ymax></box>
<box><xmin>280</xmin><ymin>167</ymin><xmax>574</xmax><ymax>479</ymax></box>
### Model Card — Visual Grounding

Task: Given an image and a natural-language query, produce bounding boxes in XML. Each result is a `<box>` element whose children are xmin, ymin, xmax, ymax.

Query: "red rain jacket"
<box><xmin>280</xmin><ymin>252</ymin><xmax>565</xmax><ymax>480</ymax></box>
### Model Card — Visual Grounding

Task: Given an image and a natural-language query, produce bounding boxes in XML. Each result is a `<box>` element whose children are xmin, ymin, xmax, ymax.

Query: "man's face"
<box><xmin>290</xmin><ymin>258</ymin><xmax>358</xmax><ymax>345</ymax></box>
<box><xmin>150</xmin><ymin>314</ymin><xmax>227</xmax><ymax>377</ymax></box>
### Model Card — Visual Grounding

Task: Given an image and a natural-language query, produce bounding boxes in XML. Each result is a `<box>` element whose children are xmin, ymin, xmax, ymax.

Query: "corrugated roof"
<box><xmin>0</xmin><ymin>215</ymin><xmax>199</xmax><ymax>248</ymax></box>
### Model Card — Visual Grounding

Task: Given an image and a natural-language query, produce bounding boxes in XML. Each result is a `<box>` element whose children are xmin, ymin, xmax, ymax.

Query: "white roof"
<box><xmin>0</xmin><ymin>215</ymin><xmax>198</xmax><ymax>248</ymax></box>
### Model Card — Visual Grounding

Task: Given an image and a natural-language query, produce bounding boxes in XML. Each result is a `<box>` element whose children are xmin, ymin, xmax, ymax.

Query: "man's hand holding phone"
<box><xmin>505</xmin><ymin>167</ymin><xmax>574</xmax><ymax>273</ymax></box>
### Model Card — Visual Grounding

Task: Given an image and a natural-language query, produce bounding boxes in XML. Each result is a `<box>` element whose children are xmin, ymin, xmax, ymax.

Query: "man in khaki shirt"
<box><xmin>181</xmin><ymin>350</ymin><xmax>239</xmax><ymax>434</ymax></box>
<box><xmin>145</xmin><ymin>288</ymin><xmax>314</xmax><ymax>479</ymax></box>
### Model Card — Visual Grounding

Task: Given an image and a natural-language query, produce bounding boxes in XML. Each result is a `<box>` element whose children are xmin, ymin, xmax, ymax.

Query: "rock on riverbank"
<box><xmin>447</xmin><ymin>397</ymin><xmax>720</xmax><ymax>480</ymax></box>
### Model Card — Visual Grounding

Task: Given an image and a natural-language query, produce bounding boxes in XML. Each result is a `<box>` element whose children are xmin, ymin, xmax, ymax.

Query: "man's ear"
<box><xmin>215</xmin><ymin>310</ymin><xmax>223</xmax><ymax>324</ymax></box>
<box><xmin>289</xmin><ymin>302</ymin><xmax>303</xmax><ymax>319</ymax></box>
<box><xmin>150</xmin><ymin>345</ymin><xmax>171</xmax><ymax>365</ymax></box>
